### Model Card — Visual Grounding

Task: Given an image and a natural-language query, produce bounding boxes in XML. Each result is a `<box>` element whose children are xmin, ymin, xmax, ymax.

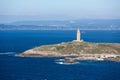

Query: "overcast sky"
<box><xmin>0</xmin><ymin>0</ymin><xmax>120</xmax><ymax>23</ymax></box>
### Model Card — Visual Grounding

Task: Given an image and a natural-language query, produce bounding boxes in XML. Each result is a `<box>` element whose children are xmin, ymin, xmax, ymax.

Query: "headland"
<box><xmin>16</xmin><ymin>28</ymin><xmax>120</xmax><ymax>64</ymax></box>
<box><xmin>16</xmin><ymin>41</ymin><xmax>120</xmax><ymax>64</ymax></box>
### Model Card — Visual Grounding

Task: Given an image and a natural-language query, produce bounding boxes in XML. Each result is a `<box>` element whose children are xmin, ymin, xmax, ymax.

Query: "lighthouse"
<box><xmin>77</xmin><ymin>28</ymin><xmax>80</xmax><ymax>41</ymax></box>
<box><xmin>73</xmin><ymin>28</ymin><xmax>83</xmax><ymax>42</ymax></box>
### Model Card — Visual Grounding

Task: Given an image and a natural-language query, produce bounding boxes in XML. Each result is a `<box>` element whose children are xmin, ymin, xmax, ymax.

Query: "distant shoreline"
<box><xmin>0</xmin><ymin>29</ymin><xmax>120</xmax><ymax>30</ymax></box>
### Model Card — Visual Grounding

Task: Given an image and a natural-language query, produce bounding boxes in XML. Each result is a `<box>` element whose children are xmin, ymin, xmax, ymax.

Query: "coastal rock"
<box><xmin>16</xmin><ymin>41</ymin><xmax>120</xmax><ymax>62</ymax></box>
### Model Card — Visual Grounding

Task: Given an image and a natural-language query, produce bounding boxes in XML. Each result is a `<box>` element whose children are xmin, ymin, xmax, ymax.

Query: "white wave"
<box><xmin>55</xmin><ymin>61</ymin><xmax>80</xmax><ymax>65</ymax></box>
<box><xmin>55</xmin><ymin>59</ymin><xmax>80</xmax><ymax>65</ymax></box>
<box><xmin>0</xmin><ymin>52</ymin><xmax>16</xmax><ymax>55</ymax></box>
<box><xmin>55</xmin><ymin>59</ymin><xmax>65</xmax><ymax>62</ymax></box>
<box><xmin>56</xmin><ymin>61</ymin><xmax>64</xmax><ymax>64</ymax></box>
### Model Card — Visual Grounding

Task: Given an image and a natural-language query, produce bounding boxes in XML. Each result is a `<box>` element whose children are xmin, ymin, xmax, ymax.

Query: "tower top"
<box><xmin>73</xmin><ymin>28</ymin><xmax>83</xmax><ymax>42</ymax></box>
<box><xmin>77</xmin><ymin>28</ymin><xmax>80</xmax><ymax>32</ymax></box>
<box><xmin>77</xmin><ymin>28</ymin><xmax>80</xmax><ymax>41</ymax></box>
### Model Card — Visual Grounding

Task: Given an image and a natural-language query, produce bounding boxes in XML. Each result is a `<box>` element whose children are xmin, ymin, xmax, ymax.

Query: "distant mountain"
<box><xmin>11</xmin><ymin>20</ymin><xmax>70</xmax><ymax>26</ymax></box>
<box><xmin>0</xmin><ymin>19</ymin><xmax>120</xmax><ymax>30</ymax></box>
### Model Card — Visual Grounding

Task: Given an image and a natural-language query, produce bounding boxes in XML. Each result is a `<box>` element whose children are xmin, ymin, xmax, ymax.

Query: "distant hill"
<box><xmin>0</xmin><ymin>19</ymin><xmax>120</xmax><ymax>30</ymax></box>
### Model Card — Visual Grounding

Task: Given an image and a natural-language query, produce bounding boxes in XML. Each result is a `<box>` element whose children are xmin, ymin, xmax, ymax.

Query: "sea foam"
<box><xmin>0</xmin><ymin>52</ymin><xmax>16</xmax><ymax>55</ymax></box>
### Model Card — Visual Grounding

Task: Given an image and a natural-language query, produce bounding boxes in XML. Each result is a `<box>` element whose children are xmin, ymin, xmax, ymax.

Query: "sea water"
<box><xmin>0</xmin><ymin>30</ymin><xmax>120</xmax><ymax>80</ymax></box>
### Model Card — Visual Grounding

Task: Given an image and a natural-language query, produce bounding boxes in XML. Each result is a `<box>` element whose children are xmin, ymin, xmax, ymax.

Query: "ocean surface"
<box><xmin>0</xmin><ymin>30</ymin><xmax>120</xmax><ymax>80</ymax></box>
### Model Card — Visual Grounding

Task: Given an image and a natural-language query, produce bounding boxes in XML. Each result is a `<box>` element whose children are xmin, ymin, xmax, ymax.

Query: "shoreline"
<box><xmin>15</xmin><ymin>54</ymin><xmax>120</xmax><ymax>64</ymax></box>
<box><xmin>16</xmin><ymin>41</ymin><xmax>120</xmax><ymax>64</ymax></box>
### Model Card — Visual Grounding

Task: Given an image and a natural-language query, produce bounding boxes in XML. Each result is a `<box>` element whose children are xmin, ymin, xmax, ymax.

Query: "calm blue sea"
<box><xmin>0</xmin><ymin>30</ymin><xmax>120</xmax><ymax>80</ymax></box>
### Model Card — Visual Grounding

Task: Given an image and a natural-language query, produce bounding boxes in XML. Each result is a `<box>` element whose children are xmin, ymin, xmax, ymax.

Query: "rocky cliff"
<box><xmin>16</xmin><ymin>41</ymin><xmax>120</xmax><ymax>57</ymax></box>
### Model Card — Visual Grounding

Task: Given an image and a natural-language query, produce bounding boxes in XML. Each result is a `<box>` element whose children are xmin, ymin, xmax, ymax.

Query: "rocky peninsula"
<box><xmin>16</xmin><ymin>28</ymin><xmax>120</xmax><ymax>64</ymax></box>
<box><xmin>16</xmin><ymin>41</ymin><xmax>120</xmax><ymax>64</ymax></box>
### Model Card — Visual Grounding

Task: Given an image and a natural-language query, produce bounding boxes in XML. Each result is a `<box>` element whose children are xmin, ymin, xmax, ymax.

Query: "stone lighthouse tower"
<box><xmin>76</xmin><ymin>28</ymin><xmax>83</xmax><ymax>42</ymax></box>
<box><xmin>77</xmin><ymin>28</ymin><xmax>80</xmax><ymax>41</ymax></box>
<box><xmin>73</xmin><ymin>28</ymin><xmax>83</xmax><ymax>42</ymax></box>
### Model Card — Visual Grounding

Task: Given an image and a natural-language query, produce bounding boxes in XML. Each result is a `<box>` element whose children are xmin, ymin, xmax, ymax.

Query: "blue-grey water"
<box><xmin>0</xmin><ymin>30</ymin><xmax>120</xmax><ymax>80</ymax></box>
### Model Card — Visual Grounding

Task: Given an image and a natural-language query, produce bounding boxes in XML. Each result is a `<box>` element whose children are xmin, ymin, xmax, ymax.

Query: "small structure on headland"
<box><xmin>73</xmin><ymin>28</ymin><xmax>83</xmax><ymax>42</ymax></box>
<box><xmin>77</xmin><ymin>28</ymin><xmax>81</xmax><ymax>41</ymax></box>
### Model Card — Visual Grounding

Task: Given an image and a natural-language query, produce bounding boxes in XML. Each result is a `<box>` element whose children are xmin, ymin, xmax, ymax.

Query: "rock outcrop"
<box><xmin>16</xmin><ymin>41</ymin><xmax>120</xmax><ymax>59</ymax></box>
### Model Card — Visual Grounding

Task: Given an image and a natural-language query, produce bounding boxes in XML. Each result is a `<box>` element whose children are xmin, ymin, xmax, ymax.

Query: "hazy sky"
<box><xmin>0</xmin><ymin>0</ymin><xmax>120</xmax><ymax>22</ymax></box>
